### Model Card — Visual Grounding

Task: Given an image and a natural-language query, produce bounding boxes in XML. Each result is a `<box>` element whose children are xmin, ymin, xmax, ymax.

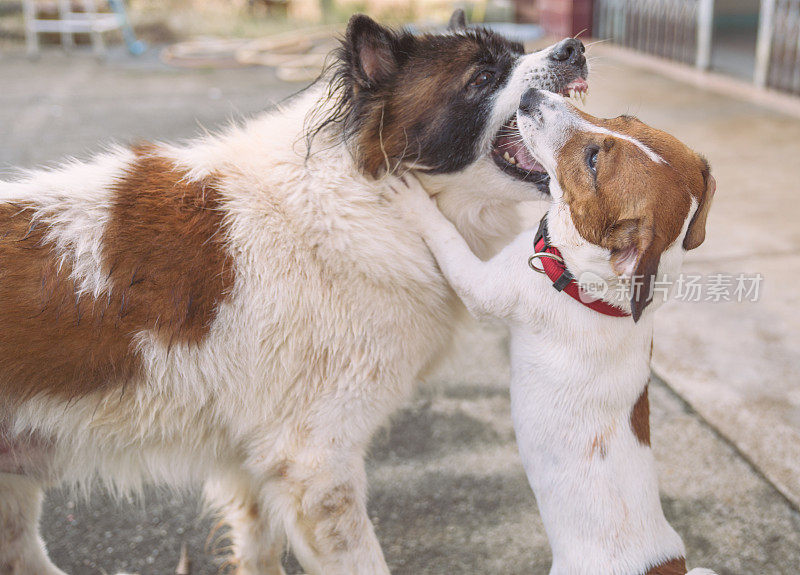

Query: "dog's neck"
<box><xmin>302</xmin><ymin>95</ymin><xmax>526</xmax><ymax>260</ymax></box>
<box><xmin>543</xmin><ymin>201</ymin><xmax>687</xmax><ymax>321</ymax></box>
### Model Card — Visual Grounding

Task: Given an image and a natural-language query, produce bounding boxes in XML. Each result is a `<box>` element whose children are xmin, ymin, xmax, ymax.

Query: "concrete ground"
<box><xmin>1</xmin><ymin>38</ymin><xmax>799</xmax><ymax>574</ymax></box>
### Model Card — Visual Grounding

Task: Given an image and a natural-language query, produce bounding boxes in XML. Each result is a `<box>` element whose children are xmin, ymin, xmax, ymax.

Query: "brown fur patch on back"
<box><xmin>0</xmin><ymin>147</ymin><xmax>234</xmax><ymax>401</ymax></box>
<box><xmin>645</xmin><ymin>556</ymin><xmax>687</xmax><ymax>574</ymax></box>
<box><xmin>630</xmin><ymin>385</ymin><xmax>651</xmax><ymax>446</ymax></box>
<box><xmin>328</xmin><ymin>20</ymin><xmax>523</xmax><ymax>178</ymax></box>
<box><xmin>104</xmin><ymin>146</ymin><xmax>235</xmax><ymax>349</ymax></box>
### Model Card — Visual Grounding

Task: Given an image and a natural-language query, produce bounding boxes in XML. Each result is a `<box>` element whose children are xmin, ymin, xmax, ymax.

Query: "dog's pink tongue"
<box><xmin>515</xmin><ymin>143</ymin><xmax>545</xmax><ymax>173</ymax></box>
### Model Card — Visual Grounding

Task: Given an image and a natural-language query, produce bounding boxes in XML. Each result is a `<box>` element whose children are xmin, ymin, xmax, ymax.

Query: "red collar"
<box><xmin>530</xmin><ymin>217</ymin><xmax>630</xmax><ymax>318</ymax></box>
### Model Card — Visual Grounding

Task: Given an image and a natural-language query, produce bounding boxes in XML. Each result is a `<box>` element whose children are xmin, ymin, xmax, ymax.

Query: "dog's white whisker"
<box><xmin>584</xmin><ymin>38</ymin><xmax>613</xmax><ymax>48</ymax></box>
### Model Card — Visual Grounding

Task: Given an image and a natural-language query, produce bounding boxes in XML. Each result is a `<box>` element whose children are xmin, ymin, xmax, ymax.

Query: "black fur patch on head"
<box><xmin>306</xmin><ymin>14</ymin><xmax>524</xmax><ymax>178</ymax></box>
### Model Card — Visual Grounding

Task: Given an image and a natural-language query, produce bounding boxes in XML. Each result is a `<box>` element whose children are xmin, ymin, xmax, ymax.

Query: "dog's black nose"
<box><xmin>549</xmin><ymin>38</ymin><xmax>585</xmax><ymax>66</ymax></box>
<box><xmin>519</xmin><ymin>88</ymin><xmax>543</xmax><ymax>114</ymax></box>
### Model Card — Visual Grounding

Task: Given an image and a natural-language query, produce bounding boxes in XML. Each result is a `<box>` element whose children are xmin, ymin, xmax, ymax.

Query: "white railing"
<box><xmin>23</xmin><ymin>0</ymin><xmax>123</xmax><ymax>57</ymax></box>
<box><xmin>594</xmin><ymin>0</ymin><xmax>714</xmax><ymax>68</ymax></box>
<box><xmin>595</xmin><ymin>0</ymin><xmax>714</xmax><ymax>69</ymax></box>
<box><xmin>595</xmin><ymin>0</ymin><xmax>800</xmax><ymax>95</ymax></box>
<box><xmin>755</xmin><ymin>0</ymin><xmax>800</xmax><ymax>93</ymax></box>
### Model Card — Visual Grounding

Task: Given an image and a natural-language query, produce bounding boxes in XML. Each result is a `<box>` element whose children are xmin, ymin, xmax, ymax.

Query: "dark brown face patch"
<box><xmin>327</xmin><ymin>16</ymin><xmax>524</xmax><ymax>178</ymax></box>
<box><xmin>0</xmin><ymin>147</ymin><xmax>234</xmax><ymax>402</ymax></box>
<box><xmin>358</xmin><ymin>31</ymin><xmax>521</xmax><ymax>177</ymax></box>
<box><xmin>644</xmin><ymin>556</ymin><xmax>687</xmax><ymax>574</ymax></box>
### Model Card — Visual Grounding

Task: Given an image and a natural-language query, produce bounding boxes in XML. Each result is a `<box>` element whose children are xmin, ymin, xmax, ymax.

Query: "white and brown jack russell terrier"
<box><xmin>391</xmin><ymin>87</ymin><xmax>717</xmax><ymax>575</ymax></box>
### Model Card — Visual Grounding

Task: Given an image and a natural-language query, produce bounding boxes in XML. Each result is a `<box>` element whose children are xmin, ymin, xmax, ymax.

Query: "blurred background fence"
<box><xmin>2</xmin><ymin>1</ymin><xmax>800</xmax><ymax>91</ymax></box>
<box><xmin>591</xmin><ymin>0</ymin><xmax>800</xmax><ymax>95</ymax></box>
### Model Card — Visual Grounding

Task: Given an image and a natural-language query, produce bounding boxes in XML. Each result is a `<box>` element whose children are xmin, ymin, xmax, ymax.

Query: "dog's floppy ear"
<box><xmin>683</xmin><ymin>162</ymin><xmax>715</xmax><ymax>250</ymax></box>
<box><xmin>607</xmin><ymin>219</ymin><xmax>665</xmax><ymax>322</ymax></box>
<box><xmin>345</xmin><ymin>14</ymin><xmax>399</xmax><ymax>90</ymax></box>
<box><xmin>448</xmin><ymin>9</ymin><xmax>468</xmax><ymax>31</ymax></box>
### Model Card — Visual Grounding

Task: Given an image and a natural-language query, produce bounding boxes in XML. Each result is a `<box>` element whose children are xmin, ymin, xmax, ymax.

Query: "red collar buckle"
<box><xmin>530</xmin><ymin>216</ymin><xmax>630</xmax><ymax>318</ymax></box>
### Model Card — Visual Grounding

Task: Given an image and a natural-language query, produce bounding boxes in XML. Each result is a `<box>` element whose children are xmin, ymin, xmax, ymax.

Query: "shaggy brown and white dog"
<box><xmin>0</xmin><ymin>13</ymin><xmax>587</xmax><ymax>574</ymax></box>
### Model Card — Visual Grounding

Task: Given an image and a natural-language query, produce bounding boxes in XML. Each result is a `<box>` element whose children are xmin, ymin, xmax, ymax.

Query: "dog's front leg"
<box><xmin>0</xmin><ymin>474</ymin><xmax>68</xmax><ymax>575</ymax></box>
<box><xmin>389</xmin><ymin>174</ymin><xmax>523</xmax><ymax>320</ymax></box>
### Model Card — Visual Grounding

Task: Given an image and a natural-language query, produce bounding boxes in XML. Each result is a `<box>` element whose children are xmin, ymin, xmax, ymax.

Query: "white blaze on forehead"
<box><xmin>574</xmin><ymin>117</ymin><xmax>665</xmax><ymax>165</ymax></box>
<box><xmin>522</xmin><ymin>90</ymin><xmax>666</xmax><ymax>170</ymax></box>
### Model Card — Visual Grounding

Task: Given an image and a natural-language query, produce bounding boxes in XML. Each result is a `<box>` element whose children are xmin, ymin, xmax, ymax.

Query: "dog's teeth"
<box><xmin>504</xmin><ymin>152</ymin><xmax>517</xmax><ymax>165</ymax></box>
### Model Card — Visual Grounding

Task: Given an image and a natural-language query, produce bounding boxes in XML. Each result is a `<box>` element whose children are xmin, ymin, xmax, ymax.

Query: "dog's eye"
<box><xmin>587</xmin><ymin>149</ymin><xmax>599</xmax><ymax>174</ymax></box>
<box><xmin>470</xmin><ymin>70</ymin><xmax>494</xmax><ymax>88</ymax></box>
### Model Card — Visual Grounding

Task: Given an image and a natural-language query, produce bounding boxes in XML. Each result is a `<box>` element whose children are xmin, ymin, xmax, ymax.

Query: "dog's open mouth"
<box><xmin>491</xmin><ymin>117</ymin><xmax>548</xmax><ymax>184</ymax></box>
<box><xmin>491</xmin><ymin>77</ymin><xmax>588</xmax><ymax>193</ymax></box>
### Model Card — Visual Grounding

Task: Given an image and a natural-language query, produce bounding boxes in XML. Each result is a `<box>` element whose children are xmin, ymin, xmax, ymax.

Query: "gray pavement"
<box><xmin>2</xmin><ymin>43</ymin><xmax>799</xmax><ymax>574</ymax></box>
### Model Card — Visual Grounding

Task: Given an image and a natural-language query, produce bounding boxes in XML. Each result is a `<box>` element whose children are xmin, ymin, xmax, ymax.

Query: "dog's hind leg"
<box><xmin>204</xmin><ymin>472</ymin><xmax>287</xmax><ymax>575</ymax></box>
<box><xmin>257</xmin><ymin>448</ymin><xmax>390</xmax><ymax>575</ymax></box>
<box><xmin>0</xmin><ymin>474</ymin><xmax>67</xmax><ymax>575</ymax></box>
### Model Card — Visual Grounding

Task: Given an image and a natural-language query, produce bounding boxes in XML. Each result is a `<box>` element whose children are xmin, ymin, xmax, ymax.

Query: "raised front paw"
<box><xmin>385</xmin><ymin>172</ymin><xmax>437</xmax><ymax>225</ymax></box>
